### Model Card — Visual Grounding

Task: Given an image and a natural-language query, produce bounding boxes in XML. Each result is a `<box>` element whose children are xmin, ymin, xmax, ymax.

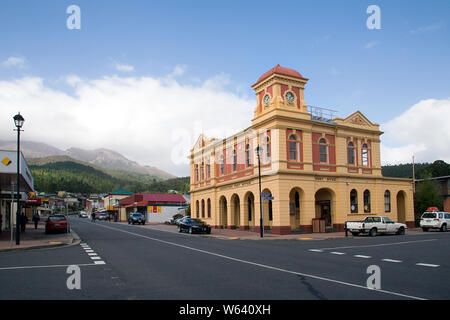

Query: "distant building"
<box><xmin>0</xmin><ymin>150</ymin><xmax>34</xmax><ymax>231</ymax></box>
<box><xmin>102</xmin><ymin>188</ymin><xmax>134</xmax><ymax>219</ymax></box>
<box><xmin>415</xmin><ymin>176</ymin><xmax>450</xmax><ymax>212</ymax></box>
<box><xmin>118</xmin><ymin>193</ymin><xmax>187</xmax><ymax>223</ymax></box>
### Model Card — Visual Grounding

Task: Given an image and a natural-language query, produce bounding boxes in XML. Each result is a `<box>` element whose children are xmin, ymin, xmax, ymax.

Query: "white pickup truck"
<box><xmin>345</xmin><ymin>216</ymin><xmax>407</xmax><ymax>237</ymax></box>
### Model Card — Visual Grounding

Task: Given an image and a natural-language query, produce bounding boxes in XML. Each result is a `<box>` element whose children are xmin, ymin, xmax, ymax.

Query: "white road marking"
<box><xmin>90</xmin><ymin>256</ymin><xmax>102</xmax><ymax>260</ymax></box>
<box><xmin>416</xmin><ymin>263</ymin><xmax>440</xmax><ymax>268</ymax></box>
<box><xmin>87</xmin><ymin>253</ymin><xmax>97</xmax><ymax>256</ymax></box>
<box><xmin>382</xmin><ymin>259</ymin><xmax>402</xmax><ymax>263</ymax></box>
<box><xmin>330</xmin><ymin>252</ymin><xmax>346</xmax><ymax>255</ymax></box>
<box><xmin>94</xmin><ymin>261</ymin><xmax>106</xmax><ymax>265</ymax></box>
<box><xmin>354</xmin><ymin>255</ymin><xmax>372</xmax><ymax>259</ymax></box>
<box><xmin>317</xmin><ymin>239</ymin><xmax>437</xmax><ymax>251</ymax></box>
<box><xmin>84</xmin><ymin>250</ymin><xmax>94</xmax><ymax>253</ymax></box>
<box><xmin>308</xmin><ymin>249</ymin><xmax>323</xmax><ymax>252</ymax></box>
<box><xmin>0</xmin><ymin>263</ymin><xmax>100</xmax><ymax>271</ymax></box>
<box><xmin>77</xmin><ymin>220</ymin><xmax>427</xmax><ymax>300</ymax></box>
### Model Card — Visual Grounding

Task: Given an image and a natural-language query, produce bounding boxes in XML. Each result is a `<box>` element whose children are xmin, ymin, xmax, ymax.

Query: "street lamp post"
<box><xmin>255</xmin><ymin>144</ymin><xmax>264</xmax><ymax>238</ymax></box>
<box><xmin>13</xmin><ymin>112</ymin><xmax>24</xmax><ymax>245</ymax></box>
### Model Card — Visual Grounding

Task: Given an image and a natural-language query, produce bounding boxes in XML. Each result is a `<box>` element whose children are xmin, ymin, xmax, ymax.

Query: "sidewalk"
<box><xmin>120</xmin><ymin>222</ymin><xmax>349</xmax><ymax>240</ymax></box>
<box><xmin>0</xmin><ymin>221</ymin><xmax>76</xmax><ymax>252</ymax></box>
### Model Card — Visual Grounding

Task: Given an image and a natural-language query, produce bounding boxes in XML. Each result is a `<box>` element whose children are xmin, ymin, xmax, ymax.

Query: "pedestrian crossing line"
<box><xmin>87</xmin><ymin>253</ymin><xmax>97</xmax><ymax>256</ymax></box>
<box><xmin>90</xmin><ymin>256</ymin><xmax>102</xmax><ymax>260</ymax></box>
<box><xmin>80</xmin><ymin>244</ymin><xmax>106</xmax><ymax>265</ymax></box>
<box><xmin>416</xmin><ymin>263</ymin><xmax>440</xmax><ymax>268</ymax></box>
<box><xmin>382</xmin><ymin>259</ymin><xmax>402</xmax><ymax>263</ymax></box>
<box><xmin>94</xmin><ymin>261</ymin><xmax>106</xmax><ymax>265</ymax></box>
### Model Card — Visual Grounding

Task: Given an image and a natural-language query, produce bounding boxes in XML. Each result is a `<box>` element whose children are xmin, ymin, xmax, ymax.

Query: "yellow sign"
<box><xmin>1</xmin><ymin>157</ymin><xmax>12</xmax><ymax>166</ymax></box>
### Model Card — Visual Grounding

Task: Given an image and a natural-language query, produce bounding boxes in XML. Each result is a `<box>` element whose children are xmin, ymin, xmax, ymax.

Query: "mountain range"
<box><xmin>0</xmin><ymin>140</ymin><xmax>176</xmax><ymax>180</ymax></box>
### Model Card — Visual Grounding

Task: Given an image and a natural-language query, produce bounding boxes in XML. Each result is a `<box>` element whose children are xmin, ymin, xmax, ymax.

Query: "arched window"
<box><xmin>201</xmin><ymin>199</ymin><xmax>205</xmax><ymax>218</ymax></box>
<box><xmin>245</xmin><ymin>144</ymin><xmax>251</xmax><ymax>167</ymax></box>
<box><xmin>350</xmin><ymin>189</ymin><xmax>358</xmax><ymax>213</ymax></box>
<box><xmin>266</xmin><ymin>136</ymin><xmax>271</xmax><ymax>160</ymax></box>
<box><xmin>233</xmin><ymin>148</ymin><xmax>237</xmax><ymax>171</ymax></box>
<box><xmin>200</xmin><ymin>162</ymin><xmax>204</xmax><ymax>180</ymax></box>
<box><xmin>288</xmin><ymin>134</ymin><xmax>300</xmax><ymax>161</ymax></box>
<box><xmin>196</xmin><ymin>200</ymin><xmax>199</xmax><ymax>218</ymax></box>
<box><xmin>319</xmin><ymin>138</ymin><xmax>328</xmax><ymax>163</ymax></box>
<box><xmin>384</xmin><ymin>190</ymin><xmax>391</xmax><ymax>212</ymax></box>
<box><xmin>207</xmin><ymin>199</ymin><xmax>211</xmax><ymax>218</ymax></box>
<box><xmin>347</xmin><ymin>141</ymin><xmax>355</xmax><ymax>165</ymax></box>
<box><xmin>362</xmin><ymin>143</ymin><xmax>370</xmax><ymax>166</ymax></box>
<box><xmin>364</xmin><ymin>190</ymin><xmax>371</xmax><ymax>213</ymax></box>
<box><xmin>220</xmin><ymin>155</ymin><xmax>224</xmax><ymax>175</ymax></box>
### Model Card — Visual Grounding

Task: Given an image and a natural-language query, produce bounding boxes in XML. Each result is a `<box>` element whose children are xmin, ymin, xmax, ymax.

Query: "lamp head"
<box><xmin>13</xmin><ymin>112</ymin><xmax>25</xmax><ymax>128</ymax></box>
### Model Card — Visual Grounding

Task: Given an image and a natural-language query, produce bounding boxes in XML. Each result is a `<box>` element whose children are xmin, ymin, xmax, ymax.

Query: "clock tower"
<box><xmin>251</xmin><ymin>64</ymin><xmax>310</xmax><ymax>126</ymax></box>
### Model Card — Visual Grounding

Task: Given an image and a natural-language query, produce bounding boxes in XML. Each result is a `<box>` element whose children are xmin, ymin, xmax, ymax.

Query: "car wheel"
<box><xmin>422</xmin><ymin>227</ymin><xmax>429</xmax><ymax>232</ymax></box>
<box><xmin>441</xmin><ymin>224</ymin><xmax>447</xmax><ymax>232</ymax></box>
<box><xmin>369</xmin><ymin>228</ymin><xmax>377</xmax><ymax>237</ymax></box>
<box><xmin>142</xmin><ymin>222</ymin><xmax>145</xmax><ymax>225</ymax></box>
<box><xmin>396</xmin><ymin>227</ymin><xmax>405</xmax><ymax>235</ymax></box>
<box><xmin>189</xmin><ymin>227</ymin><xmax>193</xmax><ymax>234</ymax></box>
<box><xmin>351</xmin><ymin>232</ymin><xmax>360</xmax><ymax>237</ymax></box>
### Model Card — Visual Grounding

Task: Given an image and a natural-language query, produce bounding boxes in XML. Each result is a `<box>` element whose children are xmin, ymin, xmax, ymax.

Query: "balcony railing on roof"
<box><xmin>307</xmin><ymin>105</ymin><xmax>338</xmax><ymax>124</ymax></box>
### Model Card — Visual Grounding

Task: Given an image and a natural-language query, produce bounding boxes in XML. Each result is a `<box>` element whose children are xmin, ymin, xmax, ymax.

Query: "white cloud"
<box><xmin>364</xmin><ymin>41</ymin><xmax>380</xmax><ymax>49</ymax></box>
<box><xmin>381</xmin><ymin>98</ymin><xmax>450</xmax><ymax>165</ymax></box>
<box><xmin>114</xmin><ymin>63</ymin><xmax>135</xmax><ymax>72</ymax></box>
<box><xmin>410</xmin><ymin>23</ymin><xmax>444</xmax><ymax>35</ymax></box>
<box><xmin>1</xmin><ymin>56</ymin><xmax>27</xmax><ymax>68</ymax></box>
<box><xmin>0</xmin><ymin>71</ymin><xmax>253</xmax><ymax>176</ymax></box>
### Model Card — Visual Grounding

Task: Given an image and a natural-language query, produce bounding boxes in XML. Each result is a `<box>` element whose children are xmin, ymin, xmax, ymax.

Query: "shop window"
<box><xmin>350</xmin><ymin>189</ymin><xmax>358</xmax><ymax>213</ymax></box>
<box><xmin>384</xmin><ymin>190</ymin><xmax>391</xmax><ymax>212</ymax></box>
<box><xmin>364</xmin><ymin>190</ymin><xmax>371</xmax><ymax>213</ymax></box>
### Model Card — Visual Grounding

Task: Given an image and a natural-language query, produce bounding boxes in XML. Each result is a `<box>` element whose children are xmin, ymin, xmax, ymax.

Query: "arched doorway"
<box><xmin>315</xmin><ymin>188</ymin><xmax>335</xmax><ymax>231</ymax></box>
<box><xmin>230</xmin><ymin>194</ymin><xmax>240</xmax><ymax>229</ymax></box>
<box><xmin>397</xmin><ymin>191</ymin><xmax>406</xmax><ymax>223</ymax></box>
<box><xmin>262</xmin><ymin>188</ymin><xmax>273</xmax><ymax>231</ymax></box>
<box><xmin>289</xmin><ymin>187</ymin><xmax>304</xmax><ymax>231</ymax></box>
<box><xmin>219</xmin><ymin>196</ymin><xmax>228</xmax><ymax>228</ymax></box>
<box><xmin>244</xmin><ymin>192</ymin><xmax>255</xmax><ymax>231</ymax></box>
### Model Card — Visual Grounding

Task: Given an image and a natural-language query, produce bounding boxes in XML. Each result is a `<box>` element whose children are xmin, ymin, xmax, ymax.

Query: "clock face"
<box><xmin>264</xmin><ymin>94</ymin><xmax>270</xmax><ymax>105</ymax></box>
<box><xmin>286</xmin><ymin>92</ymin><xmax>295</xmax><ymax>103</ymax></box>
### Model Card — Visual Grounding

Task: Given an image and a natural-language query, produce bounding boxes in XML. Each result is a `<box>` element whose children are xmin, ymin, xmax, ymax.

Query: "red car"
<box><xmin>45</xmin><ymin>215</ymin><xmax>69</xmax><ymax>234</ymax></box>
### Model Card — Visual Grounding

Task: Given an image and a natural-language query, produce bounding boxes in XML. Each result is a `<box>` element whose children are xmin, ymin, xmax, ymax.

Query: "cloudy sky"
<box><xmin>0</xmin><ymin>0</ymin><xmax>449</xmax><ymax>176</ymax></box>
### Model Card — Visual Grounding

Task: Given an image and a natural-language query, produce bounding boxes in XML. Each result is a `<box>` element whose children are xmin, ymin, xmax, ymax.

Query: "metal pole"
<box><xmin>10</xmin><ymin>183</ymin><xmax>14</xmax><ymax>248</ymax></box>
<box><xmin>15</xmin><ymin>128</ymin><xmax>21</xmax><ymax>245</ymax></box>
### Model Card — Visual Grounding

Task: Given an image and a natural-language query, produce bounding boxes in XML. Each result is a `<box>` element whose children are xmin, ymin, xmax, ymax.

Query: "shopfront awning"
<box><xmin>0</xmin><ymin>150</ymin><xmax>34</xmax><ymax>193</ymax></box>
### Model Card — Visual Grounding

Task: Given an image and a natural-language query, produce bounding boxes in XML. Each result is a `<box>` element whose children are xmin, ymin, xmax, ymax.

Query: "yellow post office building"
<box><xmin>190</xmin><ymin>65</ymin><xmax>414</xmax><ymax>234</ymax></box>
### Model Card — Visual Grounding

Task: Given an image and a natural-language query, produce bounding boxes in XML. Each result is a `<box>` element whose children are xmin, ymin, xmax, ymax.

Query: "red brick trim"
<box><xmin>333</xmin><ymin>223</ymin><xmax>346</xmax><ymax>232</ymax></box>
<box><xmin>299</xmin><ymin>225</ymin><xmax>313</xmax><ymax>233</ymax></box>
<box><xmin>272</xmin><ymin>226</ymin><xmax>291</xmax><ymax>235</ymax></box>
<box><xmin>406</xmin><ymin>221</ymin><xmax>416</xmax><ymax>228</ymax></box>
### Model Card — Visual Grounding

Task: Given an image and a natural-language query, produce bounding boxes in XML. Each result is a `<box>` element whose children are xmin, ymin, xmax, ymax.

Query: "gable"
<box><xmin>342</xmin><ymin>111</ymin><xmax>373</xmax><ymax>127</ymax></box>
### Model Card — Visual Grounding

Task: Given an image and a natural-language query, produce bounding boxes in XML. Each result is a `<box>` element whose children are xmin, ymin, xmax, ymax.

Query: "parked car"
<box><xmin>45</xmin><ymin>215</ymin><xmax>69</xmax><ymax>234</ymax></box>
<box><xmin>128</xmin><ymin>212</ymin><xmax>146</xmax><ymax>225</ymax></box>
<box><xmin>78</xmin><ymin>211</ymin><xmax>88</xmax><ymax>218</ymax></box>
<box><xmin>178</xmin><ymin>218</ymin><xmax>211</xmax><ymax>234</ymax></box>
<box><xmin>97</xmin><ymin>213</ymin><xmax>108</xmax><ymax>221</ymax></box>
<box><xmin>345</xmin><ymin>216</ymin><xmax>407</xmax><ymax>237</ymax></box>
<box><xmin>420</xmin><ymin>207</ymin><xmax>450</xmax><ymax>232</ymax></box>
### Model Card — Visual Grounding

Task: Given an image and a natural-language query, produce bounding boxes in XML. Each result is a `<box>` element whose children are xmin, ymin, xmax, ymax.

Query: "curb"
<box><xmin>0</xmin><ymin>229</ymin><xmax>79</xmax><ymax>253</ymax></box>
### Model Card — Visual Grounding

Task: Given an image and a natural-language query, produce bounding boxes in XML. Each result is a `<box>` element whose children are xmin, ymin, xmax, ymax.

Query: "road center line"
<box><xmin>416</xmin><ymin>263</ymin><xmax>440</xmax><ymax>268</ymax></box>
<box><xmin>317</xmin><ymin>239</ymin><xmax>437</xmax><ymax>251</ymax></box>
<box><xmin>76</xmin><ymin>220</ymin><xmax>427</xmax><ymax>300</ymax></box>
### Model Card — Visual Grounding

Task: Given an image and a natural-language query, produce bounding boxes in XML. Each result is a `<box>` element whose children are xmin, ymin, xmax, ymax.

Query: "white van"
<box><xmin>420</xmin><ymin>207</ymin><xmax>450</xmax><ymax>232</ymax></box>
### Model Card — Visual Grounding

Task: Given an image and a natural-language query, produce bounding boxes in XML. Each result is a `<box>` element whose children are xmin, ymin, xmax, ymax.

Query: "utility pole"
<box><xmin>412</xmin><ymin>155</ymin><xmax>416</xmax><ymax>194</ymax></box>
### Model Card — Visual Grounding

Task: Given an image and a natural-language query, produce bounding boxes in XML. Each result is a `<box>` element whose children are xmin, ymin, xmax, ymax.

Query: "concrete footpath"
<box><xmin>121</xmin><ymin>222</ymin><xmax>423</xmax><ymax>240</ymax></box>
<box><xmin>0</xmin><ymin>221</ymin><xmax>78</xmax><ymax>252</ymax></box>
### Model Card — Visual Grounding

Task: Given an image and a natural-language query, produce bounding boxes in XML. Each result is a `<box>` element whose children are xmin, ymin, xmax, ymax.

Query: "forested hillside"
<box><xmin>30</xmin><ymin>161</ymin><xmax>189</xmax><ymax>194</ymax></box>
<box><xmin>382</xmin><ymin>160</ymin><xmax>450</xmax><ymax>179</ymax></box>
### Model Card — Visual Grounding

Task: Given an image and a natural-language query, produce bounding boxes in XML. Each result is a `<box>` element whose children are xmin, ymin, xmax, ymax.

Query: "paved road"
<box><xmin>0</xmin><ymin>216</ymin><xmax>449</xmax><ymax>300</ymax></box>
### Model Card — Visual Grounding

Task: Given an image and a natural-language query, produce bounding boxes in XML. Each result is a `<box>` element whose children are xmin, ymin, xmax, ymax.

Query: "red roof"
<box><xmin>138</xmin><ymin>193</ymin><xmax>186</xmax><ymax>203</ymax></box>
<box><xmin>255</xmin><ymin>64</ymin><xmax>304</xmax><ymax>84</ymax></box>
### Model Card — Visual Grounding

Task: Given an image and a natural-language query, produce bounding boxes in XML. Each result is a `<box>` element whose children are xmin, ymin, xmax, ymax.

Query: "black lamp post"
<box><xmin>255</xmin><ymin>144</ymin><xmax>263</xmax><ymax>238</ymax></box>
<box><xmin>13</xmin><ymin>112</ymin><xmax>24</xmax><ymax>245</ymax></box>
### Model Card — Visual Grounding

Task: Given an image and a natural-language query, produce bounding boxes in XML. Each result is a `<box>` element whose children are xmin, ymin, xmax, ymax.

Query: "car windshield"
<box><xmin>49</xmin><ymin>216</ymin><xmax>66</xmax><ymax>221</ymax></box>
<box><xmin>132</xmin><ymin>213</ymin><xmax>143</xmax><ymax>217</ymax></box>
<box><xmin>422</xmin><ymin>212</ymin><xmax>436</xmax><ymax>219</ymax></box>
<box><xmin>189</xmin><ymin>219</ymin><xmax>203</xmax><ymax>224</ymax></box>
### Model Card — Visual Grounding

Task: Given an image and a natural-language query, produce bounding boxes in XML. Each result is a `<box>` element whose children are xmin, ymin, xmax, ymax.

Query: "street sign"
<box><xmin>263</xmin><ymin>196</ymin><xmax>274</xmax><ymax>201</ymax></box>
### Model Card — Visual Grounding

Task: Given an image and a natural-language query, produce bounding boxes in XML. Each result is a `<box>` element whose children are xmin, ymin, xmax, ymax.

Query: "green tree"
<box><xmin>414</xmin><ymin>178</ymin><xmax>443</xmax><ymax>225</ymax></box>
